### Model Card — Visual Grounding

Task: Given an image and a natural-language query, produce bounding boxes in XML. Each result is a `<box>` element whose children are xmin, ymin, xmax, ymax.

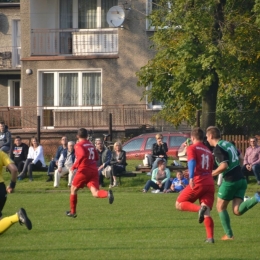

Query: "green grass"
<box><xmin>1</xmin><ymin>160</ymin><xmax>260</xmax><ymax>260</ymax></box>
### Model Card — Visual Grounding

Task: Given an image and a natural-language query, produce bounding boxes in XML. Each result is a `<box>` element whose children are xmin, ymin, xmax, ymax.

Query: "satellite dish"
<box><xmin>107</xmin><ymin>6</ymin><xmax>125</xmax><ymax>27</ymax></box>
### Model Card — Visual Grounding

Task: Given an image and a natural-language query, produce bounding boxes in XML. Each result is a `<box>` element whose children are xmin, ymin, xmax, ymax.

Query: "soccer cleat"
<box><xmin>254</xmin><ymin>192</ymin><xmax>260</xmax><ymax>202</ymax></box>
<box><xmin>221</xmin><ymin>235</ymin><xmax>234</xmax><ymax>240</ymax></box>
<box><xmin>17</xmin><ymin>208</ymin><xmax>32</xmax><ymax>230</ymax></box>
<box><xmin>108</xmin><ymin>189</ymin><xmax>114</xmax><ymax>204</ymax></box>
<box><xmin>205</xmin><ymin>238</ymin><xmax>214</xmax><ymax>243</ymax></box>
<box><xmin>66</xmin><ymin>211</ymin><xmax>77</xmax><ymax>218</ymax></box>
<box><xmin>198</xmin><ymin>205</ymin><xmax>207</xmax><ymax>223</ymax></box>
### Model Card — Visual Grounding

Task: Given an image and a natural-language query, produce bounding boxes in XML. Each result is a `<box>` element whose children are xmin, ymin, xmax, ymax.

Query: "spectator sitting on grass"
<box><xmin>166</xmin><ymin>170</ymin><xmax>188</xmax><ymax>193</ymax></box>
<box><xmin>142</xmin><ymin>159</ymin><xmax>170</xmax><ymax>193</ymax></box>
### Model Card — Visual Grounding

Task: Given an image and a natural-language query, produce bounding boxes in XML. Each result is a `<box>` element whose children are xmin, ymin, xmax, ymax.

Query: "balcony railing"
<box><xmin>31</xmin><ymin>28</ymin><xmax>118</xmax><ymax>56</ymax></box>
<box><xmin>0</xmin><ymin>105</ymin><xmax>184</xmax><ymax>132</ymax></box>
<box><xmin>0</xmin><ymin>47</ymin><xmax>21</xmax><ymax>69</ymax></box>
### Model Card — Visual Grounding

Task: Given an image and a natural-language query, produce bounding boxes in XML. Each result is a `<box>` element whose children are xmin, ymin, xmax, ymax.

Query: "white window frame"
<box><xmin>38</xmin><ymin>69</ymin><xmax>102</xmax><ymax>110</ymax></box>
<box><xmin>146</xmin><ymin>0</ymin><xmax>171</xmax><ymax>31</ymax></box>
<box><xmin>12</xmin><ymin>19</ymin><xmax>21</xmax><ymax>67</ymax></box>
<box><xmin>146</xmin><ymin>84</ymin><xmax>163</xmax><ymax>110</ymax></box>
<box><xmin>8</xmin><ymin>80</ymin><xmax>21</xmax><ymax>107</ymax></box>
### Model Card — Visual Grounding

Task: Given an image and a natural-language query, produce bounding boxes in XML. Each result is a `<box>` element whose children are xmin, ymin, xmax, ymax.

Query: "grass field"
<box><xmin>2</xmin><ymin>160</ymin><xmax>260</xmax><ymax>260</ymax></box>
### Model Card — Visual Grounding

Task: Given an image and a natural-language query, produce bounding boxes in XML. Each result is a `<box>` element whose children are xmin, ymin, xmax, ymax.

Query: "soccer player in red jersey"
<box><xmin>176</xmin><ymin>127</ymin><xmax>215</xmax><ymax>243</ymax></box>
<box><xmin>66</xmin><ymin>128</ymin><xmax>114</xmax><ymax>218</ymax></box>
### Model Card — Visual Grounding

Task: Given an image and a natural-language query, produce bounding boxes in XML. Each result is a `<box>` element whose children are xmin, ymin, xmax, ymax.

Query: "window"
<box><xmin>145</xmin><ymin>136</ymin><xmax>167</xmax><ymax>150</ymax></box>
<box><xmin>8</xmin><ymin>80</ymin><xmax>21</xmax><ymax>107</ymax></box>
<box><xmin>60</xmin><ymin>0</ymin><xmax>118</xmax><ymax>29</ymax></box>
<box><xmin>123</xmin><ymin>138</ymin><xmax>144</xmax><ymax>152</ymax></box>
<box><xmin>40</xmin><ymin>71</ymin><xmax>101</xmax><ymax>107</ymax></box>
<box><xmin>169</xmin><ymin>136</ymin><xmax>187</xmax><ymax>147</ymax></box>
<box><xmin>12</xmin><ymin>20</ymin><xmax>21</xmax><ymax>67</ymax></box>
<box><xmin>146</xmin><ymin>85</ymin><xmax>164</xmax><ymax>110</ymax></box>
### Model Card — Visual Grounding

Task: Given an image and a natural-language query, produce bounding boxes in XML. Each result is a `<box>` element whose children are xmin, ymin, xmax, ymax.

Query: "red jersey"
<box><xmin>187</xmin><ymin>142</ymin><xmax>214</xmax><ymax>185</ymax></box>
<box><xmin>71</xmin><ymin>139</ymin><xmax>98</xmax><ymax>173</ymax></box>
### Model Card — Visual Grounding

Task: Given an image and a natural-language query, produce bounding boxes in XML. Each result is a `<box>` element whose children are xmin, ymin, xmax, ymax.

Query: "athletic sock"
<box><xmin>204</xmin><ymin>216</ymin><xmax>214</xmax><ymax>239</ymax></box>
<box><xmin>97</xmin><ymin>190</ymin><xmax>108</xmax><ymax>198</ymax></box>
<box><xmin>238</xmin><ymin>197</ymin><xmax>258</xmax><ymax>215</ymax></box>
<box><xmin>70</xmin><ymin>194</ymin><xmax>77</xmax><ymax>214</ymax></box>
<box><xmin>0</xmin><ymin>213</ymin><xmax>19</xmax><ymax>234</ymax></box>
<box><xmin>219</xmin><ymin>210</ymin><xmax>233</xmax><ymax>237</ymax></box>
<box><xmin>180</xmin><ymin>202</ymin><xmax>200</xmax><ymax>212</ymax></box>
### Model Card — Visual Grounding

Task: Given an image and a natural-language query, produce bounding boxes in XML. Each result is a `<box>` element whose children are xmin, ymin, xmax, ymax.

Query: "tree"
<box><xmin>137</xmin><ymin>0</ymin><xmax>260</xmax><ymax>131</ymax></box>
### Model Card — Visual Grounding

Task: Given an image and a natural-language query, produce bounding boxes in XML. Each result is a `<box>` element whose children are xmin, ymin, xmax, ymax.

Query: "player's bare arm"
<box><xmin>212</xmin><ymin>162</ymin><xmax>228</xmax><ymax>177</ymax></box>
<box><xmin>6</xmin><ymin>163</ymin><xmax>18</xmax><ymax>193</ymax></box>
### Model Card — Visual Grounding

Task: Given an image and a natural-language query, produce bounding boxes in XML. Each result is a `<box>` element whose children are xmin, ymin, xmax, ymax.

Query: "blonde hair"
<box><xmin>114</xmin><ymin>141</ymin><xmax>122</xmax><ymax>150</ymax></box>
<box><xmin>155</xmin><ymin>133</ymin><xmax>163</xmax><ymax>140</ymax></box>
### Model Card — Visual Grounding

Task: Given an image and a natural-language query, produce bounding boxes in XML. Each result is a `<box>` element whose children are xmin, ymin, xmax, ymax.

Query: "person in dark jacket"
<box><xmin>46</xmin><ymin>136</ymin><xmax>68</xmax><ymax>182</ymax></box>
<box><xmin>95</xmin><ymin>138</ymin><xmax>111</xmax><ymax>188</ymax></box>
<box><xmin>10</xmin><ymin>136</ymin><xmax>29</xmax><ymax>173</ymax></box>
<box><xmin>0</xmin><ymin>122</ymin><xmax>11</xmax><ymax>153</ymax></box>
<box><xmin>109</xmin><ymin>142</ymin><xmax>127</xmax><ymax>188</ymax></box>
<box><xmin>147</xmin><ymin>133</ymin><xmax>168</xmax><ymax>176</ymax></box>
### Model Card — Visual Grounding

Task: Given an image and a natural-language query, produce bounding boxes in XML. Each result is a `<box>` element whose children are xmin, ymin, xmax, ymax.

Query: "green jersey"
<box><xmin>213</xmin><ymin>140</ymin><xmax>243</xmax><ymax>181</ymax></box>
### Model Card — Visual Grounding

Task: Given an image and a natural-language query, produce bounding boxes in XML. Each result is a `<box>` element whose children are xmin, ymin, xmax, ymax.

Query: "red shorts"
<box><xmin>177</xmin><ymin>184</ymin><xmax>215</xmax><ymax>209</ymax></box>
<box><xmin>72</xmin><ymin>170</ymin><xmax>99</xmax><ymax>190</ymax></box>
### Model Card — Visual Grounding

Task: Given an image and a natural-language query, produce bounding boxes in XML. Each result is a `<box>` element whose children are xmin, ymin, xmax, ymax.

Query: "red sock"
<box><xmin>180</xmin><ymin>202</ymin><xmax>200</xmax><ymax>212</ymax></box>
<box><xmin>70</xmin><ymin>194</ymin><xmax>77</xmax><ymax>214</ymax></box>
<box><xmin>97</xmin><ymin>190</ymin><xmax>108</xmax><ymax>198</ymax></box>
<box><xmin>204</xmin><ymin>216</ymin><xmax>214</xmax><ymax>239</ymax></box>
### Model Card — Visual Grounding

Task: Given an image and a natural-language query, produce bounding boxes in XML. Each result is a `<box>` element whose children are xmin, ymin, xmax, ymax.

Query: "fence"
<box><xmin>0</xmin><ymin>105</ymin><xmax>191</xmax><ymax>132</ymax></box>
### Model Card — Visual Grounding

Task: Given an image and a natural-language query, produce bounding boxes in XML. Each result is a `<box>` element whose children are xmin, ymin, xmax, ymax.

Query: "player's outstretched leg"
<box><xmin>18</xmin><ymin>208</ymin><xmax>32</xmax><ymax>230</ymax></box>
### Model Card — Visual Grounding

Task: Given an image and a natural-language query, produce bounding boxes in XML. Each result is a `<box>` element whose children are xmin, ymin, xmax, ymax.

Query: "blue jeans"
<box><xmin>242</xmin><ymin>164</ymin><xmax>260</xmax><ymax>181</ymax></box>
<box><xmin>98</xmin><ymin>169</ymin><xmax>104</xmax><ymax>186</ymax></box>
<box><xmin>144</xmin><ymin>180</ymin><xmax>167</xmax><ymax>192</ymax></box>
<box><xmin>47</xmin><ymin>160</ymin><xmax>57</xmax><ymax>175</ymax></box>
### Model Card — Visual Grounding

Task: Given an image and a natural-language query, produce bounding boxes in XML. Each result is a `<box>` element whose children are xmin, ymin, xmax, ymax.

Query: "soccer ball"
<box><xmin>244</xmin><ymin>196</ymin><xmax>250</xmax><ymax>201</ymax></box>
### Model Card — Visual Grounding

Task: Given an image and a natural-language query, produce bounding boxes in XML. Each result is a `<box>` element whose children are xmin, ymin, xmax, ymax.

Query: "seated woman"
<box><xmin>143</xmin><ymin>160</ymin><xmax>170</xmax><ymax>193</ymax></box>
<box><xmin>109</xmin><ymin>142</ymin><xmax>127</xmax><ymax>188</ymax></box>
<box><xmin>17</xmin><ymin>136</ymin><xmax>46</xmax><ymax>181</ymax></box>
<box><xmin>0</xmin><ymin>121</ymin><xmax>11</xmax><ymax>154</ymax></box>
<box><xmin>167</xmin><ymin>170</ymin><xmax>188</xmax><ymax>193</ymax></box>
<box><xmin>148</xmin><ymin>133</ymin><xmax>168</xmax><ymax>176</ymax></box>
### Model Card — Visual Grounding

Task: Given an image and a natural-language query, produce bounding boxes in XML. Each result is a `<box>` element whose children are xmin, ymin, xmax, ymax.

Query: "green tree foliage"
<box><xmin>137</xmin><ymin>0</ymin><xmax>260</xmax><ymax>133</ymax></box>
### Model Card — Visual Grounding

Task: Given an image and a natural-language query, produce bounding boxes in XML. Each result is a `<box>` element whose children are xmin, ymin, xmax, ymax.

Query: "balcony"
<box><xmin>0</xmin><ymin>48</ymin><xmax>21</xmax><ymax>69</ymax></box>
<box><xmin>31</xmin><ymin>28</ymin><xmax>118</xmax><ymax>56</ymax></box>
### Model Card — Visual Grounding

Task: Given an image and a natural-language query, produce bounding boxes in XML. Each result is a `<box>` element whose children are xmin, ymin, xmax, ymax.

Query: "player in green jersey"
<box><xmin>206</xmin><ymin>126</ymin><xmax>260</xmax><ymax>240</ymax></box>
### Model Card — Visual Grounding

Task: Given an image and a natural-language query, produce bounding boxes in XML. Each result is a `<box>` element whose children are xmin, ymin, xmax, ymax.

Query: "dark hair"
<box><xmin>77</xmin><ymin>128</ymin><xmax>88</xmax><ymax>138</ymax></box>
<box><xmin>191</xmin><ymin>127</ymin><xmax>204</xmax><ymax>141</ymax></box>
<box><xmin>157</xmin><ymin>159</ymin><xmax>166</xmax><ymax>166</ymax></box>
<box><xmin>206</xmin><ymin>126</ymin><xmax>221</xmax><ymax>139</ymax></box>
<box><xmin>15</xmin><ymin>135</ymin><xmax>21</xmax><ymax>140</ymax></box>
<box><xmin>0</xmin><ymin>121</ymin><xmax>5</xmax><ymax>125</ymax></box>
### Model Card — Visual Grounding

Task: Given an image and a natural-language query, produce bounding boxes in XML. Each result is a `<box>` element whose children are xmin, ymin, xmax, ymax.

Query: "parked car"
<box><xmin>122</xmin><ymin>132</ymin><xmax>190</xmax><ymax>160</ymax></box>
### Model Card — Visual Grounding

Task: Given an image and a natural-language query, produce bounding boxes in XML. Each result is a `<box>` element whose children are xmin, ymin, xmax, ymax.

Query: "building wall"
<box><xmin>20</xmin><ymin>0</ymin><xmax>155</xmax><ymax>107</ymax></box>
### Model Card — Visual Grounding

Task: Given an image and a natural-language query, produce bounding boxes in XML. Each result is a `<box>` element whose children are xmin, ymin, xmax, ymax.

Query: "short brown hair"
<box><xmin>206</xmin><ymin>126</ymin><xmax>221</xmax><ymax>139</ymax></box>
<box><xmin>77</xmin><ymin>128</ymin><xmax>88</xmax><ymax>138</ymax></box>
<box><xmin>191</xmin><ymin>127</ymin><xmax>204</xmax><ymax>141</ymax></box>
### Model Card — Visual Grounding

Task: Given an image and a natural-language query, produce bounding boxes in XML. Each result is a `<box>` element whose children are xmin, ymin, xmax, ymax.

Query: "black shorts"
<box><xmin>0</xmin><ymin>182</ymin><xmax>7</xmax><ymax>217</ymax></box>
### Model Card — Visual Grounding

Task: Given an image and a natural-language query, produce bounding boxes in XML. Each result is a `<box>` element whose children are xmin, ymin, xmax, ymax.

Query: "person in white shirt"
<box><xmin>17</xmin><ymin>136</ymin><xmax>46</xmax><ymax>181</ymax></box>
<box><xmin>54</xmin><ymin>141</ymin><xmax>76</xmax><ymax>188</ymax></box>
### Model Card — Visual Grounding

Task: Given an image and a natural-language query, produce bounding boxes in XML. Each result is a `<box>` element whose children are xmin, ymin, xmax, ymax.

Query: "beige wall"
<box><xmin>20</xmin><ymin>0</ymin><xmax>155</xmax><ymax>107</ymax></box>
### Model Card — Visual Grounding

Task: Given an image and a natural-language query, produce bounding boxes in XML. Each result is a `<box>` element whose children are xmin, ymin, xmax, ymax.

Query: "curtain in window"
<box><xmin>43</xmin><ymin>73</ymin><xmax>54</xmax><ymax>106</ymax></box>
<box><xmin>101</xmin><ymin>0</ymin><xmax>118</xmax><ymax>28</ymax></box>
<box><xmin>79</xmin><ymin>0</ymin><xmax>97</xmax><ymax>29</ymax></box>
<box><xmin>82</xmin><ymin>73</ymin><xmax>101</xmax><ymax>105</ymax></box>
<box><xmin>59</xmin><ymin>73</ymin><xmax>78</xmax><ymax>106</ymax></box>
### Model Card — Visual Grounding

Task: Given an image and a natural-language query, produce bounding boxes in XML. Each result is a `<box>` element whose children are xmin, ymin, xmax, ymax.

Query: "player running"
<box><xmin>206</xmin><ymin>126</ymin><xmax>260</xmax><ymax>240</ymax></box>
<box><xmin>0</xmin><ymin>150</ymin><xmax>32</xmax><ymax>234</ymax></box>
<box><xmin>176</xmin><ymin>127</ymin><xmax>215</xmax><ymax>243</ymax></box>
<box><xmin>66</xmin><ymin>128</ymin><xmax>114</xmax><ymax>218</ymax></box>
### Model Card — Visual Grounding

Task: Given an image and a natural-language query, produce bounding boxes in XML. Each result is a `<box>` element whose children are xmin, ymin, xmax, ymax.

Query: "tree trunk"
<box><xmin>201</xmin><ymin>71</ymin><xmax>219</xmax><ymax>131</ymax></box>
